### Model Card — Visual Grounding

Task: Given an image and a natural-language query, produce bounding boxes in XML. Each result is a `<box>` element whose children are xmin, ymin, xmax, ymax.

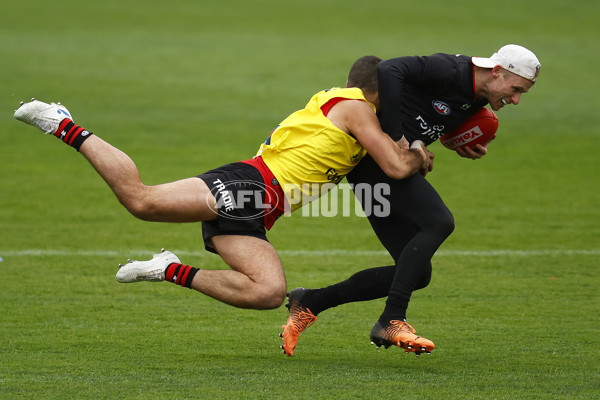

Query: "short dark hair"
<box><xmin>347</xmin><ymin>55</ymin><xmax>383</xmax><ymax>94</ymax></box>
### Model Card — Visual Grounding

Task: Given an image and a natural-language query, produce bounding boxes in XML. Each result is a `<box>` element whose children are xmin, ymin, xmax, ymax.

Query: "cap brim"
<box><xmin>472</xmin><ymin>57</ymin><xmax>498</xmax><ymax>69</ymax></box>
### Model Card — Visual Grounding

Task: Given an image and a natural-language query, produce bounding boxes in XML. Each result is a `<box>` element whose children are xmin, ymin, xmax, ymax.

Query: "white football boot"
<box><xmin>14</xmin><ymin>98</ymin><xmax>72</xmax><ymax>134</ymax></box>
<box><xmin>116</xmin><ymin>249</ymin><xmax>181</xmax><ymax>283</ymax></box>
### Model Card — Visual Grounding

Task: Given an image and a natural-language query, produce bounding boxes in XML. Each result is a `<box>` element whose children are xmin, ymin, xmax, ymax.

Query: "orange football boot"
<box><xmin>370</xmin><ymin>320</ymin><xmax>435</xmax><ymax>356</ymax></box>
<box><xmin>280</xmin><ymin>288</ymin><xmax>317</xmax><ymax>356</ymax></box>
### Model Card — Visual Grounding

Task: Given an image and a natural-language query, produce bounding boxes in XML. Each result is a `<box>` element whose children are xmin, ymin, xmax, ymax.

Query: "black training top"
<box><xmin>377</xmin><ymin>53</ymin><xmax>489</xmax><ymax>145</ymax></box>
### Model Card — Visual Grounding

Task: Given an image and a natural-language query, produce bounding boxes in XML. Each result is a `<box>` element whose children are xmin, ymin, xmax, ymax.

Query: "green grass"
<box><xmin>1</xmin><ymin>0</ymin><xmax>599</xmax><ymax>399</ymax></box>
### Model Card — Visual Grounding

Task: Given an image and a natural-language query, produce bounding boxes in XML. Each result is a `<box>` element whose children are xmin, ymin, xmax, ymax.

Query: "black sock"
<box><xmin>164</xmin><ymin>263</ymin><xmax>199</xmax><ymax>289</ymax></box>
<box><xmin>307</xmin><ymin>265</ymin><xmax>396</xmax><ymax>315</ymax></box>
<box><xmin>378</xmin><ymin>298</ymin><xmax>408</xmax><ymax>324</ymax></box>
<box><xmin>55</xmin><ymin>119</ymin><xmax>93</xmax><ymax>151</ymax></box>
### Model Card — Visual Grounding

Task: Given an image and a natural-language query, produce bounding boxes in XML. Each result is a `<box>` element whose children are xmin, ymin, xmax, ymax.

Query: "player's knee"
<box><xmin>122</xmin><ymin>197</ymin><xmax>160</xmax><ymax>221</ymax></box>
<box><xmin>262</xmin><ymin>289</ymin><xmax>287</xmax><ymax>310</ymax></box>
<box><xmin>415</xmin><ymin>268</ymin><xmax>432</xmax><ymax>290</ymax></box>
<box><xmin>431</xmin><ymin>207</ymin><xmax>455</xmax><ymax>238</ymax></box>
<box><xmin>252</xmin><ymin>284</ymin><xmax>287</xmax><ymax>310</ymax></box>
<box><xmin>439</xmin><ymin>209</ymin><xmax>455</xmax><ymax>236</ymax></box>
<box><xmin>123</xmin><ymin>200</ymin><xmax>151</xmax><ymax>220</ymax></box>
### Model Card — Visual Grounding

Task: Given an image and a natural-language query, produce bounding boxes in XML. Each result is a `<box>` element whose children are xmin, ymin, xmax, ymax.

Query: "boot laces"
<box><xmin>387</xmin><ymin>320</ymin><xmax>416</xmax><ymax>336</ymax></box>
<box><xmin>289</xmin><ymin>304</ymin><xmax>316</xmax><ymax>332</ymax></box>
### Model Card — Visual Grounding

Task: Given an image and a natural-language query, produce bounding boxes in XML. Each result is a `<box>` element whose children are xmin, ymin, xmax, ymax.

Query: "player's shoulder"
<box><xmin>317</xmin><ymin>87</ymin><xmax>368</xmax><ymax>105</ymax></box>
<box><xmin>421</xmin><ymin>53</ymin><xmax>472</xmax><ymax>85</ymax></box>
<box><xmin>324</xmin><ymin>87</ymin><xmax>364</xmax><ymax>96</ymax></box>
<box><xmin>425</xmin><ymin>52</ymin><xmax>471</xmax><ymax>68</ymax></box>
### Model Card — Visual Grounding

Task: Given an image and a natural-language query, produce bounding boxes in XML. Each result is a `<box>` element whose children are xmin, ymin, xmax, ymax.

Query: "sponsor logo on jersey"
<box><xmin>432</xmin><ymin>100</ymin><xmax>451</xmax><ymax>115</ymax></box>
<box><xmin>416</xmin><ymin>115</ymin><xmax>445</xmax><ymax>141</ymax></box>
<box><xmin>326</xmin><ymin>168</ymin><xmax>343</xmax><ymax>184</ymax></box>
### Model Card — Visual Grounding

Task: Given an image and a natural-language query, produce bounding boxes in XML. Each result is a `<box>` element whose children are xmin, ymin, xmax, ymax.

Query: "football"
<box><xmin>440</xmin><ymin>107</ymin><xmax>498</xmax><ymax>150</ymax></box>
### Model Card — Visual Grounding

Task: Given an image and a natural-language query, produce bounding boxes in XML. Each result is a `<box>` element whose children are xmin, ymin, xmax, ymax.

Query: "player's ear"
<box><xmin>491</xmin><ymin>65</ymin><xmax>504</xmax><ymax>78</ymax></box>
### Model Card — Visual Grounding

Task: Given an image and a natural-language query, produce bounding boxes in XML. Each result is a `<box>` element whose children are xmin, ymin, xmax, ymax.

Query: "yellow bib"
<box><xmin>257</xmin><ymin>87</ymin><xmax>374</xmax><ymax>212</ymax></box>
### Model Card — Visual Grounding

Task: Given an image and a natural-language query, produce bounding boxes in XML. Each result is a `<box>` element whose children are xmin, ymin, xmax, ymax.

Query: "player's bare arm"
<box><xmin>327</xmin><ymin>99</ymin><xmax>430</xmax><ymax>179</ymax></box>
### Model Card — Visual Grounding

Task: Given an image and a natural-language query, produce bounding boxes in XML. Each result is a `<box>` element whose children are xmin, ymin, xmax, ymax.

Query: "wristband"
<box><xmin>410</xmin><ymin>140</ymin><xmax>427</xmax><ymax>161</ymax></box>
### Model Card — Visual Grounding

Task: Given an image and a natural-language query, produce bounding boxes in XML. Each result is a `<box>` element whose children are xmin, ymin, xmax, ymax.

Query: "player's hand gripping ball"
<box><xmin>440</xmin><ymin>108</ymin><xmax>498</xmax><ymax>151</ymax></box>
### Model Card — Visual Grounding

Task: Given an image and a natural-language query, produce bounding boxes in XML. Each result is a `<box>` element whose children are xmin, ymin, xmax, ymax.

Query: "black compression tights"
<box><xmin>307</xmin><ymin>156</ymin><xmax>454</xmax><ymax>321</ymax></box>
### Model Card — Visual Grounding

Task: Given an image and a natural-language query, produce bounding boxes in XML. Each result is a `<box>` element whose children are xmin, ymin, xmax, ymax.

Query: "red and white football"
<box><xmin>440</xmin><ymin>108</ymin><xmax>498</xmax><ymax>150</ymax></box>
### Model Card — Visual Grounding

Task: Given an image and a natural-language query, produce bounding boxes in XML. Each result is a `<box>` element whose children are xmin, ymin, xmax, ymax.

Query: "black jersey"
<box><xmin>377</xmin><ymin>53</ymin><xmax>489</xmax><ymax>144</ymax></box>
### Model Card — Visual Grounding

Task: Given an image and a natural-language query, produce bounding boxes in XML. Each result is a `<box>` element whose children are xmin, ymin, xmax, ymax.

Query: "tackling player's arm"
<box><xmin>328</xmin><ymin>99</ymin><xmax>432</xmax><ymax>179</ymax></box>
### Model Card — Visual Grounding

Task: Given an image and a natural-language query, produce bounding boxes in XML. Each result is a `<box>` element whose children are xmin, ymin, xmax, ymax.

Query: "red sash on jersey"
<box><xmin>320</xmin><ymin>97</ymin><xmax>347</xmax><ymax>117</ymax></box>
<box><xmin>240</xmin><ymin>156</ymin><xmax>285</xmax><ymax>230</ymax></box>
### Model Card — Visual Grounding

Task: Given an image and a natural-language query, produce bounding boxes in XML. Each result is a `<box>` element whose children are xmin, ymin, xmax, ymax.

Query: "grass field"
<box><xmin>1</xmin><ymin>0</ymin><xmax>599</xmax><ymax>399</ymax></box>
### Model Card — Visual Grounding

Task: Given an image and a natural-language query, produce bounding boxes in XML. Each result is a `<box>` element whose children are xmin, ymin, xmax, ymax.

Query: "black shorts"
<box><xmin>198</xmin><ymin>161</ymin><xmax>272</xmax><ymax>254</ymax></box>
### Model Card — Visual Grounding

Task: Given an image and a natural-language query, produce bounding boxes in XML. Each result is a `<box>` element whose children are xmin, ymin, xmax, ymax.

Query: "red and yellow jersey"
<box><xmin>257</xmin><ymin>87</ymin><xmax>375</xmax><ymax>213</ymax></box>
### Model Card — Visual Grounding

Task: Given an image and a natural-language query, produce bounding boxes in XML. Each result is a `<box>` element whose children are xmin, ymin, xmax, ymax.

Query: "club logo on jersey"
<box><xmin>432</xmin><ymin>100</ymin><xmax>451</xmax><ymax>115</ymax></box>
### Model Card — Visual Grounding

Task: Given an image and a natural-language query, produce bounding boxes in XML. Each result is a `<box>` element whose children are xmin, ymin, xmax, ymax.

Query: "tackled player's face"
<box><xmin>488</xmin><ymin>69</ymin><xmax>534</xmax><ymax>111</ymax></box>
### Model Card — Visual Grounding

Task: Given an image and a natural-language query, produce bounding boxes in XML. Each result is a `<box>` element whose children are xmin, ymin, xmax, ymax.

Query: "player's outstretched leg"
<box><xmin>370</xmin><ymin>320</ymin><xmax>434</xmax><ymax>356</ymax></box>
<box><xmin>280</xmin><ymin>288</ymin><xmax>317</xmax><ymax>356</ymax></box>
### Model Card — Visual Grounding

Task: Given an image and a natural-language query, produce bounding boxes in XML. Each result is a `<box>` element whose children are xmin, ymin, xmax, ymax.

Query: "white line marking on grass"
<box><xmin>0</xmin><ymin>249</ymin><xmax>598</xmax><ymax>258</ymax></box>
<box><xmin>282</xmin><ymin>249</ymin><xmax>600</xmax><ymax>257</ymax></box>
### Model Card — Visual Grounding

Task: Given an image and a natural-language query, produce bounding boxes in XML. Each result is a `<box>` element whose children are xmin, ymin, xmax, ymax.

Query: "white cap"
<box><xmin>472</xmin><ymin>44</ymin><xmax>541</xmax><ymax>82</ymax></box>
